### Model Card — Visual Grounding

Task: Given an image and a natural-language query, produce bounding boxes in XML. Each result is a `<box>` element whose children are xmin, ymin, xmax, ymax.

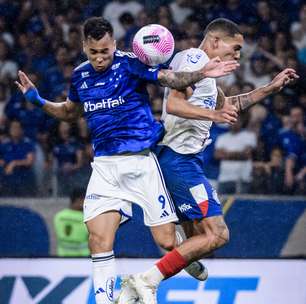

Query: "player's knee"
<box><xmin>158</xmin><ymin>238</ymin><xmax>176</xmax><ymax>251</ymax></box>
<box><xmin>212</xmin><ymin>225</ymin><xmax>230</xmax><ymax>249</ymax></box>
<box><xmin>88</xmin><ymin>232</ymin><xmax>113</xmax><ymax>253</ymax></box>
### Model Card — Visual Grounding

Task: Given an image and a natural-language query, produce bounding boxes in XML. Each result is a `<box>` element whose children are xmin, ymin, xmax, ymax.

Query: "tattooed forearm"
<box><xmin>158</xmin><ymin>69</ymin><xmax>204</xmax><ymax>90</ymax></box>
<box><xmin>216</xmin><ymin>86</ymin><xmax>226</xmax><ymax>109</ymax></box>
<box><xmin>227</xmin><ymin>93</ymin><xmax>255</xmax><ymax>112</ymax></box>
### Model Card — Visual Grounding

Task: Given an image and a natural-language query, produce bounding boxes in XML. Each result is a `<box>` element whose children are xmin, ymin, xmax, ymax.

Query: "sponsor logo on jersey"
<box><xmin>187</xmin><ymin>53</ymin><xmax>202</xmax><ymax>64</ymax></box>
<box><xmin>85</xmin><ymin>193</ymin><xmax>100</xmax><ymax>200</ymax></box>
<box><xmin>178</xmin><ymin>203</ymin><xmax>192</xmax><ymax>213</ymax></box>
<box><xmin>81</xmin><ymin>71</ymin><xmax>90</xmax><ymax>78</ymax></box>
<box><xmin>143</xmin><ymin>35</ymin><xmax>160</xmax><ymax>44</ymax></box>
<box><xmin>149</xmin><ymin>67</ymin><xmax>158</xmax><ymax>72</ymax></box>
<box><xmin>84</xmin><ymin>96</ymin><xmax>126</xmax><ymax>112</ymax></box>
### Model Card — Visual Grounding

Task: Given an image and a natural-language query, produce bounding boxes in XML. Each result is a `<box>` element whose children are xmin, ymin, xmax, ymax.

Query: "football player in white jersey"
<box><xmin>119</xmin><ymin>18</ymin><xmax>298</xmax><ymax>303</ymax></box>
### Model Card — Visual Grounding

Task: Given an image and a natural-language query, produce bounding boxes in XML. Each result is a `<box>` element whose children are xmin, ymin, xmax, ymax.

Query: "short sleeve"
<box><xmin>127</xmin><ymin>57</ymin><xmax>161</xmax><ymax>82</ymax></box>
<box><xmin>173</xmin><ymin>48</ymin><xmax>209</xmax><ymax>73</ymax></box>
<box><xmin>68</xmin><ymin>81</ymin><xmax>80</xmax><ymax>103</ymax></box>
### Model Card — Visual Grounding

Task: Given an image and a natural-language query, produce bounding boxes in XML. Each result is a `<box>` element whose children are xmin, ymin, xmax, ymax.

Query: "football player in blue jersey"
<box><xmin>15</xmin><ymin>17</ymin><xmax>240</xmax><ymax>304</ymax></box>
<box><xmin>117</xmin><ymin>18</ymin><xmax>299</xmax><ymax>304</ymax></box>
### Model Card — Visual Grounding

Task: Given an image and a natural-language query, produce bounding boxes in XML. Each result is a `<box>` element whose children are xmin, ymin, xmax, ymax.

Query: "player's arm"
<box><xmin>15</xmin><ymin>70</ymin><xmax>83</xmax><ymax>122</ymax></box>
<box><xmin>4</xmin><ymin>151</ymin><xmax>34</xmax><ymax>175</ymax></box>
<box><xmin>166</xmin><ymin>88</ymin><xmax>238</xmax><ymax>124</ymax></box>
<box><xmin>158</xmin><ymin>57</ymin><xmax>239</xmax><ymax>90</ymax></box>
<box><xmin>221</xmin><ymin>68</ymin><xmax>299</xmax><ymax>112</ymax></box>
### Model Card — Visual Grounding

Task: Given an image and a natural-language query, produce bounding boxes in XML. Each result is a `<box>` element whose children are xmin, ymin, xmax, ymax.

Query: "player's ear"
<box><xmin>212</xmin><ymin>36</ymin><xmax>219</xmax><ymax>50</ymax></box>
<box><xmin>113</xmin><ymin>39</ymin><xmax>117</xmax><ymax>49</ymax></box>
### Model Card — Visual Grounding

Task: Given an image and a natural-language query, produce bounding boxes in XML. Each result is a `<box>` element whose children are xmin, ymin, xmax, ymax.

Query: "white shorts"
<box><xmin>83</xmin><ymin>151</ymin><xmax>178</xmax><ymax>226</ymax></box>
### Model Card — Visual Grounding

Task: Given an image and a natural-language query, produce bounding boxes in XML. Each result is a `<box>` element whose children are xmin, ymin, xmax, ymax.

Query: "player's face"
<box><xmin>83</xmin><ymin>33</ymin><xmax>116</xmax><ymax>72</ymax></box>
<box><xmin>216</xmin><ymin>34</ymin><xmax>244</xmax><ymax>61</ymax></box>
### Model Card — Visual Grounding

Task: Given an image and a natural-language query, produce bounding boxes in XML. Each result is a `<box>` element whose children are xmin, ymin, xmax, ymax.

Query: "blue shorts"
<box><xmin>155</xmin><ymin>145</ymin><xmax>223</xmax><ymax>222</ymax></box>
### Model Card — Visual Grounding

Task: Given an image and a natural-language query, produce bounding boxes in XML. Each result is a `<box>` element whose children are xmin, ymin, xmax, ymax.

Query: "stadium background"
<box><xmin>0</xmin><ymin>0</ymin><xmax>306</xmax><ymax>303</ymax></box>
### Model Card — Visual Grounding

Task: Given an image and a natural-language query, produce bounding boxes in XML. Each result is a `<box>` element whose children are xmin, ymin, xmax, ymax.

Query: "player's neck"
<box><xmin>199</xmin><ymin>40</ymin><xmax>213</xmax><ymax>59</ymax></box>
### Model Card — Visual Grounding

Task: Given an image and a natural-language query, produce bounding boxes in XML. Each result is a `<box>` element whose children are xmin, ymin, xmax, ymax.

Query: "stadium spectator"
<box><xmin>169</xmin><ymin>0</ymin><xmax>193</xmax><ymax>25</ymax></box>
<box><xmin>0</xmin><ymin>0</ymin><xmax>303</xmax><ymax>197</ymax></box>
<box><xmin>103</xmin><ymin>0</ymin><xmax>143</xmax><ymax>39</ymax></box>
<box><xmin>215</xmin><ymin>116</ymin><xmax>257</xmax><ymax>194</ymax></box>
<box><xmin>51</xmin><ymin>121</ymin><xmax>84</xmax><ymax>197</ymax></box>
<box><xmin>53</xmin><ymin>187</ymin><xmax>89</xmax><ymax>257</ymax></box>
<box><xmin>0</xmin><ymin>120</ymin><xmax>36</xmax><ymax>196</ymax></box>
<box><xmin>252</xmin><ymin>147</ymin><xmax>285</xmax><ymax>194</ymax></box>
<box><xmin>278</xmin><ymin>106</ymin><xmax>305</xmax><ymax>193</ymax></box>
<box><xmin>0</xmin><ymin>39</ymin><xmax>18</xmax><ymax>86</ymax></box>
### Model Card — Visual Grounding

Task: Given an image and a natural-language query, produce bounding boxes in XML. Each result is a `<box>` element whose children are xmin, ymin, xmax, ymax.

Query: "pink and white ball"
<box><xmin>133</xmin><ymin>24</ymin><xmax>175</xmax><ymax>66</ymax></box>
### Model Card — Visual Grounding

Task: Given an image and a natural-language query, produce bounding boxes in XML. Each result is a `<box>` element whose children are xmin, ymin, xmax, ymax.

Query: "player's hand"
<box><xmin>15</xmin><ymin>70</ymin><xmax>46</xmax><ymax>107</ymax></box>
<box><xmin>211</xmin><ymin>103</ymin><xmax>238</xmax><ymax>124</ymax></box>
<box><xmin>4</xmin><ymin>162</ymin><xmax>15</xmax><ymax>175</ymax></box>
<box><xmin>15</xmin><ymin>70</ymin><xmax>36</xmax><ymax>94</ymax></box>
<box><xmin>268</xmin><ymin>68</ymin><xmax>299</xmax><ymax>93</ymax></box>
<box><xmin>202</xmin><ymin>57</ymin><xmax>239</xmax><ymax>78</ymax></box>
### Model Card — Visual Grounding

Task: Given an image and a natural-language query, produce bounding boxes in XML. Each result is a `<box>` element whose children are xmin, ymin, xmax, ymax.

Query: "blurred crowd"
<box><xmin>0</xmin><ymin>0</ymin><xmax>306</xmax><ymax>197</ymax></box>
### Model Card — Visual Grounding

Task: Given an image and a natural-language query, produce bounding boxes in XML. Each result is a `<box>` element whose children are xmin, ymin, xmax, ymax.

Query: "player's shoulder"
<box><xmin>71</xmin><ymin>60</ymin><xmax>91</xmax><ymax>81</ymax></box>
<box><xmin>73</xmin><ymin>60</ymin><xmax>91</xmax><ymax>72</ymax></box>
<box><xmin>171</xmin><ymin>48</ymin><xmax>209</xmax><ymax>71</ymax></box>
<box><xmin>115</xmin><ymin>50</ymin><xmax>138</xmax><ymax>61</ymax></box>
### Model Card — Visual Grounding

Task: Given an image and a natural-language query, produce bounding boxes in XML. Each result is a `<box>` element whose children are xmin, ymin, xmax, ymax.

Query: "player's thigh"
<box><xmin>86</xmin><ymin>211</ymin><xmax>121</xmax><ymax>249</ymax></box>
<box><xmin>150</xmin><ymin>222</ymin><xmax>176</xmax><ymax>251</ymax></box>
<box><xmin>118</xmin><ymin>152</ymin><xmax>178</xmax><ymax>227</ymax></box>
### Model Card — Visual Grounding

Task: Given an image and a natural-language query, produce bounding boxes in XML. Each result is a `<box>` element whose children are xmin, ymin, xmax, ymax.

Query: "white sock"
<box><xmin>92</xmin><ymin>251</ymin><xmax>116</xmax><ymax>304</ymax></box>
<box><xmin>142</xmin><ymin>265</ymin><xmax>164</xmax><ymax>287</ymax></box>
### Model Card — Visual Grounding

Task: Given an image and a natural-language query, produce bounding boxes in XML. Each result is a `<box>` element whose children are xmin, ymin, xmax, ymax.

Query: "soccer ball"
<box><xmin>132</xmin><ymin>24</ymin><xmax>175</xmax><ymax>66</ymax></box>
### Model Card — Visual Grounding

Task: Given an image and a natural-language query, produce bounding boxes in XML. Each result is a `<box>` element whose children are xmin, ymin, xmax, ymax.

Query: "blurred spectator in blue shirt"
<box><xmin>51</xmin><ymin>121</ymin><xmax>84</xmax><ymax>197</ymax></box>
<box><xmin>0</xmin><ymin>120</ymin><xmax>36</xmax><ymax>196</ymax></box>
<box><xmin>278</xmin><ymin>106</ymin><xmax>306</xmax><ymax>193</ymax></box>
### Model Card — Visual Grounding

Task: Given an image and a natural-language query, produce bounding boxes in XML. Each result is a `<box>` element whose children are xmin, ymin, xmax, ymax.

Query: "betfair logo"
<box><xmin>84</xmin><ymin>97</ymin><xmax>125</xmax><ymax>112</ymax></box>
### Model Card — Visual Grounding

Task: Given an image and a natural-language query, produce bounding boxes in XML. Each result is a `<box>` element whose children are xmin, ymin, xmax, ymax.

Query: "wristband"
<box><xmin>24</xmin><ymin>87</ymin><xmax>46</xmax><ymax>107</ymax></box>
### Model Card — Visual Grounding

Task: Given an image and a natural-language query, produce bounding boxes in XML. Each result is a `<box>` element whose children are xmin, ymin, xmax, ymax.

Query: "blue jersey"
<box><xmin>68</xmin><ymin>50</ymin><xmax>164</xmax><ymax>156</ymax></box>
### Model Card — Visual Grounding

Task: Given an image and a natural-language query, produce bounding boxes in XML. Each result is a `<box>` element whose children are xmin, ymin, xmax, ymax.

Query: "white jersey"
<box><xmin>160</xmin><ymin>48</ymin><xmax>218</xmax><ymax>154</ymax></box>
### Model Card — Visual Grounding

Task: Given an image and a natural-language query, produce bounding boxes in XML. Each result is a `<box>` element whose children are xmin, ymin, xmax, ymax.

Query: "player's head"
<box><xmin>70</xmin><ymin>188</ymin><xmax>86</xmax><ymax>211</ymax></box>
<box><xmin>83</xmin><ymin>17</ymin><xmax>116</xmax><ymax>72</ymax></box>
<box><xmin>201</xmin><ymin>18</ymin><xmax>243</xmax><ymax>61</ymax></box>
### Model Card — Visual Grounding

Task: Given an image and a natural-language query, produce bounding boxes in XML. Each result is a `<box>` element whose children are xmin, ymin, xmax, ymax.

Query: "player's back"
<box><xmin>160</xmin><ymin>48</ymin><xmax>218</xmax><ymax>154</ymax></box>
<box><xmin>69</xmin><ymin>50</ymin><xmax>164</xmax><ymax>156</ymax></box>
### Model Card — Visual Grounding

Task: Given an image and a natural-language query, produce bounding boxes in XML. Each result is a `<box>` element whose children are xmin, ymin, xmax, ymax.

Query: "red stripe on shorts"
<box><xmin>199</xmin><ymin>200</ymin><xmax>209</xmax><ymax>216</ymax></box>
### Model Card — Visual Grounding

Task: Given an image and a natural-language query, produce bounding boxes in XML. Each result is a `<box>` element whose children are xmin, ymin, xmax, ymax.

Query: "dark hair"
<box><xmin>70</xmin><ymin>188</ymin><xmax>86</xmax><ymax>204</ymax></box>
<box><xmin>204</xmin><ymin>18</ymin><xmax>242</xmax><ymax>37</ymax></box>
<box><xmin>83</xmin><ymin>17</ymin><xmax>113</xmax><ymax>40</ymax></box>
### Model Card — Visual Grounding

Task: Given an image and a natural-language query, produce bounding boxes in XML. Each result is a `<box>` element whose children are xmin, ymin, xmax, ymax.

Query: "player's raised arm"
<box><xmin>166</xmin><ymin>88</ymin><xmax>238</xmax><ymax>124</ymax></box>
<box><xmin>224</xmin><ymin>68</ymin><xmax>299</xmax><ymax>112</ymax></box>
<box><xmin>15</xmin><ymin>70</ymin><xmax>83</xmax><ymax>122</ymax></box>
<box><xmin>158</xmin><ymin>57</ymin><xmax>239</xmax><ymax>90</ymax></box>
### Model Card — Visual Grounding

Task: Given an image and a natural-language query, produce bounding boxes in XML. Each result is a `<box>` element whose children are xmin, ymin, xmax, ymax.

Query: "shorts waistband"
<box><xmin>94</xmin><ymin>149</ymin><xmax>151</xmax><ymax>160</ymax></box>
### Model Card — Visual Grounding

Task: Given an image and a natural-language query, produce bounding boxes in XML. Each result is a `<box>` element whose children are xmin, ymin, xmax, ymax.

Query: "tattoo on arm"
<box><xmin>227</xmin><ymin>93</ymin><xmax>255</xmax><ymax>111</ymax></box>
<box><xmin>216</xmin><ymin>86</ymin><xmax>225</xmax><ymax>110</ymax></box>
<box><xmin>158</xmin><ymin>69</ymin><xmax>204</xmax><ymax>90</ymax></box>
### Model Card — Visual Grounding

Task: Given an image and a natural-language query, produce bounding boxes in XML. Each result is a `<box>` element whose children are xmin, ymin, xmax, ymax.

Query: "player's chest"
<box><xmin>75</xmin><ymin>68</ymin><xmax>132</xmax><ymax>101</ymax></box>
